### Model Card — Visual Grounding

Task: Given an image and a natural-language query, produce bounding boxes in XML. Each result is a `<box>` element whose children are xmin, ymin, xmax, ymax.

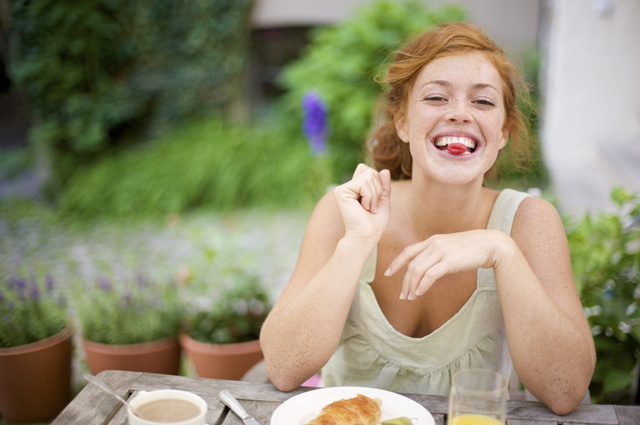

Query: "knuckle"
<box><xmin>406</xmin><ymin>261</ymin><xmax>422</xmax><ymax>274</ymax></box>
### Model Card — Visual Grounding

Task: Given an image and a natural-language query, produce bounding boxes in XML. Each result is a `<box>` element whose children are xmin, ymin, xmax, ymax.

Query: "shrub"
<box><xmin>278</xmin><ymin>0</ymin><xmax>466</xmax><ymax>182</ymax></box>
<box><xmin>0</xmin><ymin>147</ymin><xmax>33</xmax><ymax>180</ymax></box>
<box><xmin>279</xmin><ymin>0</ymin><xmax>547</xmax><ymax>188</ymax></box>
<box><xmin>488</xmin><ymin>48</ymin><xmax>548</xmax><ymax>190</ymax></box>
<box><xmin>566</xmin><ymin>187</ymin><xmax>640</xmax><ymax>403</ymax></box>
<box><xmin>9</xmin><ymin>0</ymin><xmax>252</xmax><ymax>195</ymax></box>
<box><xmin>60</xmin><ymin>117</ymin><xmax>332</xmax><ymax>217</ymax></box>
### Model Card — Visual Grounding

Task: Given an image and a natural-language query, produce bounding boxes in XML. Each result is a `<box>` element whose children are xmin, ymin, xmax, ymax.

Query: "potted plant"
<box><xmin>0</xmin><ymin>274</ymin><xmax>73</xmax><ymax>422</ymax></box>
<box><xmin>77</xmin><ymin>274</ymin><xmax>184</xmax><ymax>375</ymax></box>
<box><xmin>180</xmin><ymin>270</ymin><xmax>271</xmax><ymax>380</ymax></box>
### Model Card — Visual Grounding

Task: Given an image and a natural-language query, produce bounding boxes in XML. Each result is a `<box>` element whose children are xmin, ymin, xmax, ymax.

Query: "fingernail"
<box><xmin>399</xmin><ymin>291</ymin><xmax>406</xmax><ymax>300</ymax></box>
<box><xmin>384</xmin><ymin>268</ymin><xmax>391</xmax><ymax>276</ymax></box>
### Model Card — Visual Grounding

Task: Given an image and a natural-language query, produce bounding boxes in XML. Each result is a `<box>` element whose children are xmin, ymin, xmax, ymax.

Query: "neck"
<box><xmin>404</xmin><ymin>175</ymin><xmax>490</xmax><ymax>237</ymax></box>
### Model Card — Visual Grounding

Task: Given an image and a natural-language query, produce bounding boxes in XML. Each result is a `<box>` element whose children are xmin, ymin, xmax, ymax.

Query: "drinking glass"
<box><xmin>448</xmin><ymin>368</ymin><xmax>507</xmax><ymax>425</ymax></box>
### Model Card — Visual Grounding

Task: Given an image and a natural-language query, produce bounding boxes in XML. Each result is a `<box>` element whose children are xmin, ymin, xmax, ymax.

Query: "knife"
<box><xmin>218</xmin><ymin>390</ymin><xmax>262</xmax><ymax>425</ymax></box>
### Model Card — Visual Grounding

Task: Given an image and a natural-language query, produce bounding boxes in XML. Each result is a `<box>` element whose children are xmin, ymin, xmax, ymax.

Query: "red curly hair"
<box><xmin>369</xmin><ymin>22</ymin><xmax>534</xmax><ymax>180</ymax></box>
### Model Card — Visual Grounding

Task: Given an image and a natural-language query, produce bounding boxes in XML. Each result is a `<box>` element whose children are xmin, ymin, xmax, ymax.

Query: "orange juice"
<box><xmin>449</xmin><ymin>414</ymin><xmax>503</xmax><ymax>425</ymax></box>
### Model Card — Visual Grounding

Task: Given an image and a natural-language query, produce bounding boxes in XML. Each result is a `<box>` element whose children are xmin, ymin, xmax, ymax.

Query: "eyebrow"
<box><xmin>423</xmin><ymin>80</ymin><xmax>500</xmax><ymax>93</ymax></box>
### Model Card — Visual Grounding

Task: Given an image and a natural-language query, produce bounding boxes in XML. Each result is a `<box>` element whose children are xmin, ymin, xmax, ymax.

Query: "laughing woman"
<box><xmin>260</xmin><ymin>22</ymin><xmax>595</xmax><ymax>415</ymax></box>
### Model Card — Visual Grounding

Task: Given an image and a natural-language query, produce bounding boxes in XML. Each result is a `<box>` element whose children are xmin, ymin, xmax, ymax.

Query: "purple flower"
<box><xmin>8</xmin><ymin>277</ymin><xmax>25</xmax><ymax>291</ymax></box>
<box><xmin>29</xmin><ymin>282</ymin><xmax>40</xmax><ymax>301</ymax></box>
<box><xmin>46</xmin><ymin>275</ymin><xmax>55</xmax><ymax>293</ymax></box>
<box><xmin>302</xmin><ymin>91</ymin><xmax>329</xmax><ymax>156</ymax></box>
<box><xmin>9</xmin><ymin>277</ymin><xmax>26</xmax><ymax>300</ymax></box>
<box><xmin>136</xmin><ymin>273</ymin><xmax>149</xmax><ymax>289</ymax></box>
<box><xmin>98</xmin><ymin>276</ymin><xmax>112</xmax><ymax>293</ymax></box>
<box><xmin>28</xmin><ymin>274</ymin><xmax>40</xmax><ymax>301</ymax></box>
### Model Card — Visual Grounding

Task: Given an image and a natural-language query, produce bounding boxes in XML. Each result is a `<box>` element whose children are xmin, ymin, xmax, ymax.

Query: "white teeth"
<box><xmin>434</xmin><ymin>137</ymin><xmax>477</xmax><ymax>149</ymax></box>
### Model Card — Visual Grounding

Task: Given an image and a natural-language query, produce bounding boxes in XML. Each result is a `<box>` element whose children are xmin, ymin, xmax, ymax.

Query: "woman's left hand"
<box><xmin>384</xmin><ymin>229</ymin><xmax>512</xmax><ymax>300</ymax></box>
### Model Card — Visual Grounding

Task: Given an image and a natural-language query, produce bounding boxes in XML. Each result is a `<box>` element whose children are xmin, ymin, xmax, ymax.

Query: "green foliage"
<box><xmin>75</xmin><ymin>274</ymin><xmax>184</xmax><ymax>345</ymax></box>
<box><xmin>9</xmin><ymin>0</ymin><xmax>252</xmax><ymax>193</ymax></box>
<box><xmin>566</xmin><ymin>187</ymin><xmax>640</xmax><ymax>403</ymax></box>
<box><xmin>0</xmin><ymin>274</ymin><xmax>68</xmax><ymax>348</ymax></box>
<box><xmin>278</xmin><ymin>0</ymin><xmax>466</xmax><ymax>182</ymax></box>
<box><xmin>59</xmin><ymin>116</ymin><xmax>332</xmax><ymax>217</ymax></box>
<box><xmin>186</xmin><ymin>271</ymin><xmax>271</xmax><ymax>344</ymax></box>
<box><xmin>0</xmin><ymin>147</ymin><xmax>33</xmax><ymax>180</ymax></box>
<box><xmin>488</xmin><ymin>48</ymin><xmax>548</xmax><ymax>190</ymax></box>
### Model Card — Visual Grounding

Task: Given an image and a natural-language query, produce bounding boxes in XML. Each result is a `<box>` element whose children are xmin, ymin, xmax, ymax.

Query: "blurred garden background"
<box><xmin>0</xmin><ymin>0</ymin><xmax>639</xmax><ymax>421</ymax></box>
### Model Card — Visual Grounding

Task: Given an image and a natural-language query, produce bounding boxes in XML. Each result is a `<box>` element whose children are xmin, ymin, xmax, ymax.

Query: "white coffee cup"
<box><xmin>128</xmin><ymin>389</ymin><xmax>207</xmax><ymax>425</ymax></box>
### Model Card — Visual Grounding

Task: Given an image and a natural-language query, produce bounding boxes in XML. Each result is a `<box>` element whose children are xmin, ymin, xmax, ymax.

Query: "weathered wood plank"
<box><xmin>506</xmin><ymin>400</ymin><xmax>618</xmax><ymax>424</ymax></box>
<box><xmin>50</xmin><ymin>370</ymin><xmax>142</xmax><ymax>425</ymax></box>
<box><xmin>49</xmin><ymin>371</ymin><xmax>640</xmax><ymax>425</ymax></box>
<box><xmin>615</xmin><ymin>404</ymin><xmax>640</xmax><ymax>425</ymax></box>
<box><xmin>432</xmin><ymin>413</ymin><xmax>446</xmax><ymax>425</ymax></box>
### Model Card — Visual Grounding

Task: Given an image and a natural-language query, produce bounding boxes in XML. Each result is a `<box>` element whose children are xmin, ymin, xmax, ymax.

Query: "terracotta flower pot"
<box><xmin>0</xmin><ymin>327</ymin><xmax>73</xmax><ymax>422</ymax></box>
<box><xmin>83</xmin><ymin>337</ymin><xmax>181</xmax><ymax>375</ymax></box>
<box><xmin>180</xmin><ymin>334</ymin><xmax>263</xmax><ymax>380</ymax></box>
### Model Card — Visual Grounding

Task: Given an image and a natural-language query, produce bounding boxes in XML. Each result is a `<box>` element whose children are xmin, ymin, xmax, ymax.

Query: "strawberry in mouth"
<box><xmin>434</xmin><ymin>136</ymin><xmax>477</xmax><ymax>155</ymax></box>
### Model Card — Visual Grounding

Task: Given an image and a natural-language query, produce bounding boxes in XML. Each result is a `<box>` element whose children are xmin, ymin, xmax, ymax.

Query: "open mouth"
<box><xmin>434</xmin><ymin>136</ymin><xmax>477</xmax><ymax>155</ymax></box>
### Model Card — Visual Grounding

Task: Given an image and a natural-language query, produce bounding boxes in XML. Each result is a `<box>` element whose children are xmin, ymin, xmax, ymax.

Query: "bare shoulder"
<box><xmin>512</xmin><ymin>195</ymin><xmax>564</xmax><ymax>232</ymax></box>
<box><xmin>511</xmin><ymin>195</ymin><xmax>569</xmax><ymax>262</ymax></box>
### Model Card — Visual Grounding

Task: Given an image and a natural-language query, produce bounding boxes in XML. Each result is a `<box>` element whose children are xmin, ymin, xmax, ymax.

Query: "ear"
<box><xmin>498</xmin><ymin>127</ymin><xmax>509</xmax><ymax>150</ymax></box>
<box><xmin>394</xmin><ymin>114</ymin><xmax>410</xmax><ymax>143</ymax></box>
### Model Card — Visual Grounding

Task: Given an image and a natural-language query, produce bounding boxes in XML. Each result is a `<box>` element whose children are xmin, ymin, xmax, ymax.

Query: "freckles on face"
<box><xmin>393</xmin><ymin>52</ymin><xmax>510</xmax><ymax>183</ymax></box>
<box><xmin>397</xmin><ymin>52</ymin><xmax>508</xmax><ymax>151</ymax></box>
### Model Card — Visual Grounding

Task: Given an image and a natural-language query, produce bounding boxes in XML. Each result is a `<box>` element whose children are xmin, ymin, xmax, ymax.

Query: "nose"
<box><xmin>445</xmin><ymin>100</ymin><xmax>472</xmax><ymax>123</ymax></box>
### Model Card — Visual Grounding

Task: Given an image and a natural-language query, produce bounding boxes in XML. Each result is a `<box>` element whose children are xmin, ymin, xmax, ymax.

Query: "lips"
<box><xmin>434</xmin><ymin>136</ymin><xmax>477</xmax><ymax>155</ymax></box>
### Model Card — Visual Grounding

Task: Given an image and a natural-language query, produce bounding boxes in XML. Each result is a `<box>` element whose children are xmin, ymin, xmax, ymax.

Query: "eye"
<box><xmin>423</xmin><ymin>96</ymin><xmax>447</xmax><ymax>103</ymax></box>
<box><xmin>474</xmin><ymin>98</ymin><xmax>495</xmax><ymax>107</ymax></box>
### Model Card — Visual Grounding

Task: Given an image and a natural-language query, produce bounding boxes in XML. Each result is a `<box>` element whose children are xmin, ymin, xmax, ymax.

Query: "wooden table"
<box><xmin>52</xmin><ymin>370</ymin><xmax>639</xmax><ymax>425</ymax></box>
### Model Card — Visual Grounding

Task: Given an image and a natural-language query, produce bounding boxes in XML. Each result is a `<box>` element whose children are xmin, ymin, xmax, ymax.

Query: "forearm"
<box><xmin>493</xmin><ymin>235</ymin><xmax>595</xmax><ymax>414</ymax></box>
<box><xmin>260</xmin><ymin>237</ymin><xmax>375</xmax><ymax>391</ymax></box>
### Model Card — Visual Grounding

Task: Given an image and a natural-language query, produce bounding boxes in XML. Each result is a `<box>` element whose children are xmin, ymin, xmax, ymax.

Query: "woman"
<box><xmin>260</xmin><ymin>22</ymin><xmax>595</xmax><ymax>415</ymax></box>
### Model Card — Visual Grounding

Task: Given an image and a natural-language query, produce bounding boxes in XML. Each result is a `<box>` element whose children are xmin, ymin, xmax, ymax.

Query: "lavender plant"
<box><xmin>302</xmin><ymin>91</ymin><xmax>329</xmax><ymax>156</ymax></box>
<box><xmin>76</xmin><ymin>274</ymin><xmax>184</xmax><ymax>345</ymax></box>
<box><xmin>0</xmin><ymin>275</ymin><xmax>68</xmax><ymax>348</ymax></box>
<box><xmin>186</xmin><ymin>270</ymin><xmax>271</xmax><ymax>344</ymax></box>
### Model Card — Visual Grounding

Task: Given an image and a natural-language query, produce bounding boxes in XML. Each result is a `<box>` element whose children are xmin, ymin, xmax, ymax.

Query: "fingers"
<box><xmin>343</xmin><ymin>164</ymin><xmax>387</xmax><ymax>213</ymax></box>
<box><xmin>405</xmin><ymin>261</ymin><xmax>449</xmax><ymax>300</ymax></box>
<box><xmin>385</xmin><ymin>230</ymin><xmax>498</xmax><ymax>300</ymax></box>
<box><xmin>387</xmin><ymin>242</ymin><xmax>447</xmax><ymax>300</ymax></box>
<box><xmin>385</xmin><ymin>236</ymin><xmax>456</xmax><ymax>301</ymax></box>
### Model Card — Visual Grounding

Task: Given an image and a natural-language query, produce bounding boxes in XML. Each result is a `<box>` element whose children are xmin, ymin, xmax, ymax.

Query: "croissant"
<box><xmin>304</xmin><ymin>394</ymin><xmax>382</xmax><ymax>425</ymax></box>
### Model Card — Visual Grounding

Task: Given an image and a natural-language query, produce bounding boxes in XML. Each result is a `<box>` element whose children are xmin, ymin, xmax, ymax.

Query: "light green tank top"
<box><xmin>321</xmin><ymin>189</ymin><xmax>530</xmax><ymax>395</ymax></box>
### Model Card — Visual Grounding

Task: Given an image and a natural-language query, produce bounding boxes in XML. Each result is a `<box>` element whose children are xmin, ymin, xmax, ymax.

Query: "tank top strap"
<box><xmin>478</xmin><ymin>189</ymin><xmax>530</xmax><ymax>290</ymax></box>
<box><xmin>487</xmin><ymin>188</ymin><xmax>530</xmax><ymax>234</ymax></box>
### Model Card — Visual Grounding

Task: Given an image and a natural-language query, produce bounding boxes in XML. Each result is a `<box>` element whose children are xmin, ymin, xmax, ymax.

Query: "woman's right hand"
<box><xmin>333</xmin><ymin>164</ymin><xmax>391</xmax><ymax>245</ymax></box>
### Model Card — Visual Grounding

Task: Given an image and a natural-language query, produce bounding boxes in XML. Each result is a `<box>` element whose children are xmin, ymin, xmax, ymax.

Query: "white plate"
<box><xmin>270</xmin><ymin>386</ymin><xmax>435</xmax><ymax>425</ymax></box>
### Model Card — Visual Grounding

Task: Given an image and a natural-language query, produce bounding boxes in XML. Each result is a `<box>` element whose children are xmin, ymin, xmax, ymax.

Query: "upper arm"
<box><xmin>510</xmin><ymin>196</ymin><xmax>588</xmax><ymax>331</ymax></box>
<box><xmin>274</xmin><ymin>192</ymin><xmax>345</xmax><ymax>305</ymax></box>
